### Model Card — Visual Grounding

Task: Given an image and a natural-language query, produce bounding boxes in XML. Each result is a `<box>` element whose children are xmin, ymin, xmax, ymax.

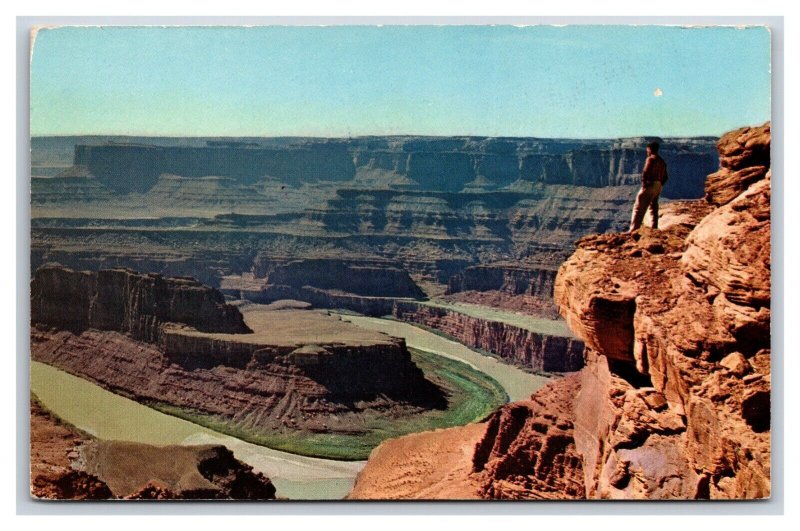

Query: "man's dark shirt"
<box><xmin>642</xmin><ymin>154</ymin><xmax>668</xmax><ymax>185</ymax></box>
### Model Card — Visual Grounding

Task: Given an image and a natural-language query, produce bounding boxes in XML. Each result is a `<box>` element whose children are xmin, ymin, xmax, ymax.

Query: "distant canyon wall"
<box><xmin>446</xmin><ymin>264</ymin><xmax>558</xmax><ymax>298</ymax></box>
<box><xmin>32</xmin><ymin>134</ymin><xmax>718</xmax><ymax>307</ymax></box>
<box><xmin>70</xmin><ymin>136</ymin><xmax>718</xmax><ymax>197</ymax></box>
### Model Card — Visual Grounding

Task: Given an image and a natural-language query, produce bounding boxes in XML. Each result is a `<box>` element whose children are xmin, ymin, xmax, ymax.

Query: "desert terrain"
<box><xmin>30</xmin><ymin>129</ymin><xmax>768</xmax><ymax>500</ymax></box>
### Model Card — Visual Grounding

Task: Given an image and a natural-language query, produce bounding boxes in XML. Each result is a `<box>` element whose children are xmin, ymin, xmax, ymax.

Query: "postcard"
<box><xmin>29</xmin><ymin>24</ymin><xmax>771</xmax><ymax>501</ymax></box>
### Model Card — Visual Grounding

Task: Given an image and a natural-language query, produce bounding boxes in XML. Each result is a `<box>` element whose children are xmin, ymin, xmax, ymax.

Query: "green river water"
<box><xmin>30</xmin><ymin>318</ymin><xmax>550</xmax><ymax>500</ymax></box>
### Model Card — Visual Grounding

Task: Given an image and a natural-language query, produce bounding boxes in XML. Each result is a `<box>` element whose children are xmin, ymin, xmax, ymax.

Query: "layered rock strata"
<box><xmin>392</xmin><ymin>301</ymin><xmax>584</xmax><ymax>373</ymax></box>
<box><xmin>31</xmin><ymin>266</ymin><xmax>444</xmax><ymax>437</ymax></box>
<box><xmin>349</xmin><ymin>122</ymin><xmax>771</xmax><ymax>500</ymax></box>
<box><xmin>31</xmin><ymin>266</ymin><xmax>250</xmax><ymax>340</ymax></box>
<box><xmin>551</xmin><ymin>123</ymin><xmax>771</xmax><ymax>499</ymax></box>
<box><xmin>32</xmin><ymin>134</ymin><xmax>717</xmax><ymax>293</ymax></box>
<box><xmin>446</xmin><ymin>264</ymin><xmax>559</xmax><ymax>299</ymax></box>
<box><xmin>444</xmin><ymin>263</ymin><xmax>562</xmax><ymax>317</ymax></box>
<box><xmin>471</xmin><ymin>373</ymin><xmax>586</xmax><ymax>499</ymax></box>
<box><xmin>266</xmin><ymin>258</ymin><xmax>425</xmax><ymax>298</ymax></box>
<box><xmin>238</xmin><ymin>284</ymin><xmax>400</xmax><ymax>317</ymax></box>
<box><xmin>64</xmin><ymin>136</ymin><xmax>717</xmax><ymax>195</ymax></box>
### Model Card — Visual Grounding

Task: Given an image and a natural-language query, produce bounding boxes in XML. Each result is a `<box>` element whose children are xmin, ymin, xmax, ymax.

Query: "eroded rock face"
<box><xmin>29</xmin><ymin>400</ymin><xmax>276</xmax><ymax>500</ymax></box>
<box><xmin>31</xmin><ymin>266</ymin><xmax>445</xmax><ymax>440</ymax></box>
<box><xmin>81</xmin><ymin>441</ymin><xmax>276</xmax><ymax>500</ymax></box>
<box><xmin>472</xmin><ymin>373</ymin><xmax>585</xmax><ymax>499</ymax></box>
<box><xmin>393</xmin><ymin>301</ymin><xmax>584</xmax><ymax>372</ymax></box>
<box><xmin>553</xmin><ymin>123</ymin><xmax>771</xmax><ymax>499</ymax></box>
<box><xmin>705</xmin><ymin>123</ymin><xmax>770</xmax><ymax>206</ymax></box>
<box><xmin>445</xmin><ymin>264</ymin><xmax>559</xmax><ymax>308</ymax></box>
<box><xmin>573</xmin><ymin>350</ymin><xmax>702</xmax><ymax>499</ymax></box>
<box><xmin>31</xmin><ymin>325</ymin><xmax>443</xmax><ymax>438</ymax></box>
<box><xmin>349</xmin><ymin>123</ymin><xmax>771</xmax><ymax>501</ymax></box>
<box><xmin>29</xmin><ymin>400</ymin><xmax>113</xmax><ymax>500</ymax></box>
<box><xmin>31</xmin><ymin>265</ymin><xmax>251</xmax><ymax>341</ymax></box>
<box><xmin>267</xmin><ymin>258</ymin><xmax>425</xmax><ymax>298</ymax></box>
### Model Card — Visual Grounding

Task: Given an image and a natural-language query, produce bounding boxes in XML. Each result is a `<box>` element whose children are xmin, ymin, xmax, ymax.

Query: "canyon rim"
<box><xmin>28</xmin><ymin>24</ymin><xmax>772</xmax><ymax>502</ymax></box>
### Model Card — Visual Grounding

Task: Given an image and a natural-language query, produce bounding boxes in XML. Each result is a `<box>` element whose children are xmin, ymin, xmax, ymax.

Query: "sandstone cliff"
<box><xmin>266</xmin><ymin>258</ymin><xmax>425</xmax><ymax>298</ymax></box>
<box><xmin>392</xmin><ymin>301</ymin><xmax>584</xmax><ymax>373</ymax></box>
<box><xmin>349</xmin><ymin>123</ymin><xmax>771</xmax><ymax>500</ymax></box>
<box><xmin>31</xmin><ymin>267</ymin><xmax>447</xmax><ymax>449</ymax></box>
<box><xmin>551</xmin><ymin>123</ymin><xmax>770</xmax><ymax>499</ymax></box>
<box><xmin>31</xmin><ymin>266</ymin><xmax>251</xmax><ymax>341</ymax></box>
<box><xmin>446</xmin><ymin>264</ymin><xmax>559</xmax><ymax>299</ymax></box>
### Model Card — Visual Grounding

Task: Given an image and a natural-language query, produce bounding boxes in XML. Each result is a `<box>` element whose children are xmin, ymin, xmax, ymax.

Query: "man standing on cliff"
<box><xmin>629</xmin><ymin>141</ymin><xmax>669</xmax><ymax>232</ymax></box>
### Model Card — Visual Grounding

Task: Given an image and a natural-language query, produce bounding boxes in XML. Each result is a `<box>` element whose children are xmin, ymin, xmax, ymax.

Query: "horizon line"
<box><xmin>31</xmin><ymin>130</ymin><xmax>741</xmax><ymax>141</ymax></box>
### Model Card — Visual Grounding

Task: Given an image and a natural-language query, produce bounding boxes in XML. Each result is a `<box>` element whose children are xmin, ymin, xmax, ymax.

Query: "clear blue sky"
<box><xmin>30</xmin><ymin>25</ymin><xmax>771</xmax><ymax>138</ymax></box>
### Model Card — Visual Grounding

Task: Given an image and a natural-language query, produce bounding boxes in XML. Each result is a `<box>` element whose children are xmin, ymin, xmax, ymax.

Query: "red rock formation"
<box><xmin>30</xmin><ymin>400</ymin><xmax>113</xmax><ymax>500</ymax></box>
<box><xmin>705</xmin><ymin>123</ymin><xmax>770</xmax><ymax>206</ymax></box>
<box><xmin>31</xmin><ymin>266</ymin><xmax>251</xmax><ymax>341</ymax></box>
<box><xmin>553</xmin><ymin>123</ymin><xmax>771</xmax><ymax>499</ymax></box>
<box><xmin>393</xmin><ymin>301</ymin><xmax>584</xmax><ymax>372</ymax></box>
<box><xmin>31</xmin><ymin>326</ymin><xmax>443</xmax><ymax>438</ymax></box>
<box><xmin>347</xmin><ymin>424</ymin><xmax>486</xmax><ymax>500</ymax></box>
<box><xmin>31</xmin><ymin>265</ymin><xmax>446</xmax><ymax>445</ymax></box>
<box><xmin>30</xmin><ymin>400</ymin><xmax>276</xmax><ymax>500</ymax></box>
<box><xmin>349</xmin><ymin>123</ymin><xmax>771</xmax><ymax>501</ymax></box>
<box><xmin>471</xmin><ymin>374</ymin><xmax>585</xmax><ymax>499</ymax></box>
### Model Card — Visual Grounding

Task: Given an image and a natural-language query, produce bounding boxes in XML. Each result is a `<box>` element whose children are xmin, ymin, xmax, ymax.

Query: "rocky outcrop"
<box><xmin>29</xmin><ymin>399</ymin><xmax>276</xmax><ymax>500</ymax></box>
<box><xmin>551</xmin><ymin>122</ymin><xmax>771</xmax><ymax>499</ymax></box>
<box><xmin>81</xmin><ymin>441</ymin><xmax>276</xmax><ymax>500</ymax></box>
<box><xmin>31</xmin><ymin>265</ymin><xmax>250</xmax><ymax>341</ymax></box>
<box><xmin>392</xmin><ymin>301</ymin><xmax>584</xmax><ymax>372</ymax></box>
<box><xmin>349</xmin><ymin>123</ymin><xmax>770</xmax><ymax>501</ymax></box>
<box><xmin>705</xmin><ymin>123</ymin><xmax>770</xmax><ymax>206</ymax></box>
<box><xmin>446</xmin><ymin>264</ymin><xmax>558</xmax><ymax>299</ymax></box>
<box><xmin>266</xmin><ymin>258</ymin><xmax>425</xmax><ymax>298</ymax></box>
<box><xmin>30</xmin><ymin>400</ymin><xmax>113</xmax><ymax>500</ymax></box>
<box><xmin>471</xmin><ymin>373</ymin><xmax>585</xmax><ymax>499</ymax></box>
<box><xmin>347</xmin><ymin>424</ymin><xmax>486</xmax><ymax>500</ymax></box>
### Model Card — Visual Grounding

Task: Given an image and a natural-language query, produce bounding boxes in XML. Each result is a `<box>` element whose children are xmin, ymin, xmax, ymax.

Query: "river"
<box><xmin>338</xmin><ymin>315</ymin><xmax>550</xmax><ymax>402</ymax></box>
<box><xmin>30</xmin><ymin>317</ymin><xmax>550</xmax><ymax>499</ymax></box>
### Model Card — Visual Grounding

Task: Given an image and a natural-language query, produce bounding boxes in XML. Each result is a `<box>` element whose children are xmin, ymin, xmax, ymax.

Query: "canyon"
<box><xmin>31</xmin><ymin>265</ymin><xmax>511</xmax><ymax>462</ymax></box>
<box><xmin>31</xmin><ymin>131</ymin><xmax>739</xmax><ymax>500</ymax></box>
<box><xmin>32</xmin><ymin>134</ymin><xmax>716</xmax><ymax>296</ymax></box>
<box><xmin>349</xmin><ymin>123</ymin><xmax>772</xmax><ymax>500</ymax></box>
